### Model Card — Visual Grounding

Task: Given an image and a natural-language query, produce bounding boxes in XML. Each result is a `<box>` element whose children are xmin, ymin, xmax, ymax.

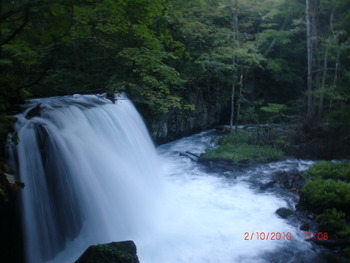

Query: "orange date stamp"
<box><xmin>303</xmin><ymin>232</ymin><xmax>328</xmax><ymax>240</ymax></box>
<box><xmin>243</xmin><ymin>232</ymin><xmax>292</xmax><ymax>240</ymax></box>
<box><xmin>243</xmin><ymin>231</ymin><xmax>329</xmax><ymax>241</ymax></box>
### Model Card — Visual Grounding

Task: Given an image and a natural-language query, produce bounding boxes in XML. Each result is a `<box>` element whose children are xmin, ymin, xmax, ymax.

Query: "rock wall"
<box><xmin>0</xmin><ymin>168</ymin><xmax>23</xmax><ymax>263</ymax></box>
<box><xmin>148</xmin><ymin>94</ymin><xmax>228</xmax><ymax>144</ymax></box>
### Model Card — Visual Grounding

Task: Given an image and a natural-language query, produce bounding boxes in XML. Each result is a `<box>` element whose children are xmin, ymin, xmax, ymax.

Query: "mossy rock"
<box><xmin>75</xmin><ymin>241</ymin><xmax>140</xmax><ymax>263</ymax></box>
<box><xmin>276</xmin><ymin>207</ymin><xmax>293</xmax><ymax>218</ymax></box>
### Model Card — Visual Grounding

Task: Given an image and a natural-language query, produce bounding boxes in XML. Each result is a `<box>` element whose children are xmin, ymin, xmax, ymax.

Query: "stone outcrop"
<box><xmin>148</xmin><ymin>94</ymin><xmax>228</xmax><ymax>144</ymax></box>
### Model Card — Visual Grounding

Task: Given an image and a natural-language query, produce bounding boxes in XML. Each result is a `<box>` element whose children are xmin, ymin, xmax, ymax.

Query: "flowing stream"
<box><xmin>11</xmin><ymin>94</ymin><xmax>324</xmax><ymax>263</ymax></box>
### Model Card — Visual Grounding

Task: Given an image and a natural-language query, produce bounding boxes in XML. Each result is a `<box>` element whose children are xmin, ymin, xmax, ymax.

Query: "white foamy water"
<box><xmin>138</xmin><ymin>131</ymin><xmax>317</xmax><ymax>263</ymax></box>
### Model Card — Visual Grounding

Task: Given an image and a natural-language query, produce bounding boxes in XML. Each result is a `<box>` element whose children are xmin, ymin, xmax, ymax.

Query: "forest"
<box><xmin>1</xmin><ymin>0</ymin><xmax>350</xmax><ymax>262</ymax></box>
<box><xmin>1</xmin><ymin>0</ymin><xmax>350</xmax><ymax>137</ymax></box>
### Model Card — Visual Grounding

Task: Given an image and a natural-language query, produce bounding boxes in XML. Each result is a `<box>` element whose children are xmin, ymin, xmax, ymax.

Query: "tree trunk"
<box><xmin>230</xmin><ymin>82</ymin><xmax>235</xmax><ymax>131</ymax></box>
<box><xmin>318</xmin><ymin>42</ymin><xmax>328</xmax><ymax>119</ymax></box>
<box><xmin>306</xmin><ymin>0</ymin><xmax>313</xmax><ymax>121</ymax></box>
<box><xmin>329</xmin><ymin>49</ymin><xmax>340</xmax><ymax>110</ymax></box>
<box><xmin>235</xmin><ymin>73</ymin><xmax>243</xmax><ymax>128</ymax></box>
<box><xmin>230</xmin><ymin>3</ymin><xmax>239</xmax><ymax>132</ymax></box>
<box><xmin>318</xmin><ymin>10</ymin><xmax>334</xmax><ymax>119</ymax></box>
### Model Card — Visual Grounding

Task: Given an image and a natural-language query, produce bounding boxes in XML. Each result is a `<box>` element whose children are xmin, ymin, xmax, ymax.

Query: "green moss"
<box><xmin>203</xmin><ymin>143</ymin><xmax>284</xmax><ymax>164</ymax></box>
<box><xmin>299</xmin><ymin>179</ymin><xmax>350</xmax><ymax>214</ymax></box>
<box><xmin>306</xmin><ymin>161</ymin><xmax>350</xmax><ymax>182</ymax></box>
<box><xmin>276</xmin><ymin>207</ymin><xmax>293</xmax><ymax>218</ymax></box>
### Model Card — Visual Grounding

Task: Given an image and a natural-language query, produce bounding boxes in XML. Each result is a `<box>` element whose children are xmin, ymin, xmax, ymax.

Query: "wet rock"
<box><xmin>223</xmin><ymin>171</ymin><xmax>236</xmax><ymax>178</ymax></box>
<box><xmin>25</xmin><ymin>103</ymin><xmax>41</xmax><ymax>119</ymax></box>
<box><xmin>274</xmin><ymin>170</ymin><xmax>306</xmax><ymax>192</ymax></box>
<box><xmin>106</xmin><ymin>92</ymin><xmax>116</xmax><ymax>103</ymax></box>
<box><xmin>260</xmin><ymin>180</ymin><xmax>276</xmax><ymax>190</ymax></box>
<box><xmin>179</xmin><ymin>151</ymin><xmax>200</xmax><ymax>161</ymax></box>
<box><xmin>75</xmin><ymin>241</ymin><xmax>139</xmax><ymax>263</ymax></box>
<box><xmin>276</xmin><ymin>207</ymin><xmax>293</xmax><ymax>218</ymax></box>
<box><xmin>198</xmin><ymin>157</ymin><xmax>235</xmax><ymax>172</ymax></box>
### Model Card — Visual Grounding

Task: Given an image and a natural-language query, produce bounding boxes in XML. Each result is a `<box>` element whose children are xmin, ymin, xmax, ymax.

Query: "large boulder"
<box><xmin>75</xmin><ymin>241</ymin><xmax>140</xmax><ymax>263</ymax></box>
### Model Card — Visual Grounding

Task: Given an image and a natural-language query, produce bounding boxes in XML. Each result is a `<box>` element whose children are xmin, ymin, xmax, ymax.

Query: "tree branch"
<box><xmin>1</xmin><ymin>6</ymin><xmax>30</xmax><ymax>45</ymax></box>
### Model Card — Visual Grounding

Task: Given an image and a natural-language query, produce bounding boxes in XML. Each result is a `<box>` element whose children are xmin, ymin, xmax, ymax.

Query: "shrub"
<box><xmin>306</xmin><ymin>161</ymin><xmax>350</xmax><ymax>182</ymax></box>
<box><xmin>317</xmin><ymin>209</ymin><xmax>350</xmax><ymax>237</ymax></box>
<box><xmin>299</xmin><ymin>179</ymin><xmax>350</xmax><ymax>214</ymax></box>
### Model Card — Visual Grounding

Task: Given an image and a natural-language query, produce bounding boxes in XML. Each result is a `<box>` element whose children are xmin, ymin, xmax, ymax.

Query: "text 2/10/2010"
<box><xmin>243</xmin><ymin>232</ymin><xmax>292</xmax><ymax>240</ymax></box>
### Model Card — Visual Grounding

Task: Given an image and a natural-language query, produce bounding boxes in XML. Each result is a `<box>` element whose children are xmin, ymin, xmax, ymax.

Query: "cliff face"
<box><xmin>0</xmin><ymin>167</ymin><xmax>24</xmax><ymax>263</ymax></box>
<box><xmin>148</xmin><ymin>94</ymin><xmax>228</xmax><ymax>144</ymax></box>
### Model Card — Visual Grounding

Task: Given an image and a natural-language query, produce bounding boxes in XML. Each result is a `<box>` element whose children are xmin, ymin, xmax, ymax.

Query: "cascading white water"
<box><xmin>12</xmin><ymin>94</ymin><xmax>324</xmax><ymax>263</ymax></box>
<box><xmin>13</xmin><ymin>94</ymin><xmax>162</xmax><ymax>263</ymax></box>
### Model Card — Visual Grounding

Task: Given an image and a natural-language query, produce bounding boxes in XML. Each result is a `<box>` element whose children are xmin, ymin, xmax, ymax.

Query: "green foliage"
<box><xmin>260</xmin><ymin>103</ymin><xmax>288</xmax><ymax>123</ymax></box>
<box><xmin>300</xmin><ymin>161</ymin><xmax>350</xmax><ymax>247</ymax></box>
<box><xmin>299</xmin><ymin>179</ymin><xmax>350</xmax><ymax>214</ymax></box>
<box><xmin>218</xmin><ymin>130</ymin><xmax>252</xmax><ymax>145</ymax></box>
<box><xmin>203</xmin><ymin>143</ymin><xmax>283</xmax><ymax>164</ymax></box>
<box><xmin>317</xmin><ymin>209</ymin><xmax>350</xmax><ymax>237</ymax></box>
<box><xmin>306</xmin><ymin>161</ymin><xmax>350</xmax><ymax>182</ymax></box>
<box><xmin>260</xmin><ymin>103</ymin><xmax>287</xmax><ymax>114</ymax></box>
<box><xmin>204</xmin><ymin>129</ymin><xmax>285</xmax><ymax>164</ymax></box>
<box><xmin>220</xmin><ymin>127</ymin><xmax>293</xmax><ymax>148</ymax></box>
<box><xmin>0</xmin><ymin>0</ymin><xmax>350</xmax><ymax>147</ymax></box>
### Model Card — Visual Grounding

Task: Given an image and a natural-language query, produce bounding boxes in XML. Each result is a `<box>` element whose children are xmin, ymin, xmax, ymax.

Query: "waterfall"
<box><xmin>11</xmin><ymin>93</ymin><xmax>323</xmax><ymax>263</ymax></box>
<box><xmin>12</xmin><ymin>94</ymin><xmax>162</xmax><ymax>263</ymax></box>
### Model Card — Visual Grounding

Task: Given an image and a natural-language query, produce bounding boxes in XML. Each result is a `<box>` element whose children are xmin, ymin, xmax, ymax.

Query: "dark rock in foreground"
<box><xmin>75</xmin><ymin>241</ymin><xmax>139</xmax><ymax>263</ymax></box>
<box><xmin>179</xmin><ymin>151</ymin><xmax>200</xmax><ymax>161</ymax></box>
